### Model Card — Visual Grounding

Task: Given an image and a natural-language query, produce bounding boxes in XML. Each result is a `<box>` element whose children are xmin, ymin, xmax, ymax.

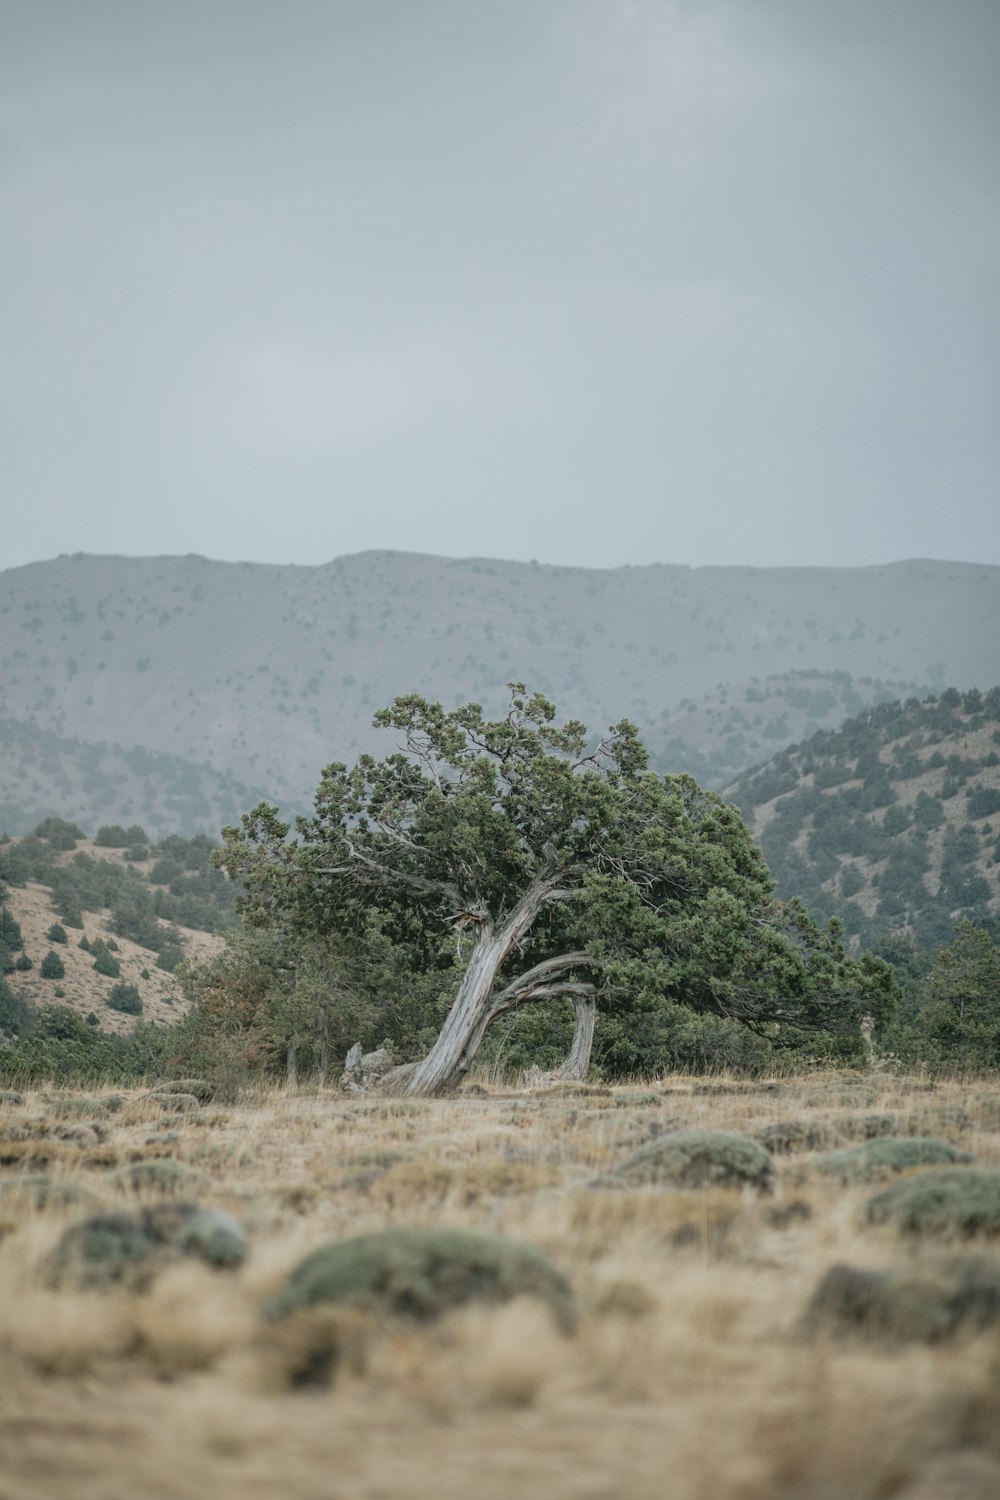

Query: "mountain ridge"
<box><xmin>2</xmin><ymin>550</ymin><xmax>996</xmax><ymax>823</ymax></box>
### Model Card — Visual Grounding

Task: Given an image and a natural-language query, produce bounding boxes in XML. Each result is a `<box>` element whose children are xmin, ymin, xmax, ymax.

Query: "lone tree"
<box><xmin>217</xmin><ymin>686</ymin><xmax>892</xmax><ymax>1095</ymax></box>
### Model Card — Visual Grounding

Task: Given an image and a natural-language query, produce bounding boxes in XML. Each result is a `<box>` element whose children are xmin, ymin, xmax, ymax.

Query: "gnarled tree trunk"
<box><xmin>398</xmin><ymin>874</ymin><xmax>595</xmax><ymax>1097</ymax></box>
<box><xmin>549</xmin><ymin>995</ymin><xmax>597</xmax><ymax>1081</ymax></box>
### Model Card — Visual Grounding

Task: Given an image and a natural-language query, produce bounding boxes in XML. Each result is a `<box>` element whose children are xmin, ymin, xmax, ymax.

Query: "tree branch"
<box><xmin>491</xmin><ymin>950</ymin><xmax>598</xmax><ymax>1009</ymax></box>
<box><xmin>314</xmin><ymin>839</ymin><xmax>463</xmax><ymax>906</ymax></box>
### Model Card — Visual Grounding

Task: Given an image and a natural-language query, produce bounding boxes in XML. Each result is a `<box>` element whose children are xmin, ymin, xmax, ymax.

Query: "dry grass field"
<box><xmin>2</xmin><ymin>1070</ymin><xmax>1000</xmax><ymax>1500</ymax></box>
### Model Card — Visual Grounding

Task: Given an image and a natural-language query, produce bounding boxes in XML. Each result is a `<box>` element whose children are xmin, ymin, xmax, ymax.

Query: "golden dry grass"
<box><xmin>0</xmin><ymin>1070</ymin><xmax>999</xmax><ymax>1499</ymax></box>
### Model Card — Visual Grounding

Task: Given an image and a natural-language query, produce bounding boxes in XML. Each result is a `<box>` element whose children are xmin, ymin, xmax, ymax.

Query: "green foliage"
<box><xmin>32</xmin><ymin>817</ymin><xmax>84</xmax><ymax>850</ymax></box>
<box><xmin>0</xmin><ymin>1005</ymin><xmax>169</xmax><ymax>1086</ymax></box>
<box><xmin>884</xmin><ymin>923</ymin><xmax>1000</xmax><ymax>1067</ymax></box>
<box><xmin>811</xmin><ymin>1137</ymin><xmax>974</xmax><ymax>1184</ymax></box>
<box><xmin>729</xmin><ymin>688</ymin><xmax>1000</xmax><ymax>947</ymax></box>
<box><xmin>95</xmin><ymin>824</ymin><xmax>150</xmax><ymax>848</ymax></box>
<box><xmin>92</xmin><ymin>947</ymin><xmax>121</xmax><ymax>978</ymax></box>
<box><xmin>111</xmin><ymin>1160</ymin><xmax>209</xmax><ymax>1196</ymax></box>
<box><xmin>804</xmin><ymin>1257</ymin><xmax>1000</xmax><ymax>1343</ymax></box>
<box><xmin>46</xmin><ymin>922</ymin><xmax>68</xmax><ymax>944</ymax></box>
<box><xmin>40</xmin><ymin>949</ymin><xmax>66</xmax><ymax>980</ymax></box>
<box><xmin>866</xmin><ymin>1168</ymin><xmax>1000</xmax><ymax>1238</ymax></box>
<box><xmin>47</xmin><ymin>1203</ymin><xmax>245</xmax><ymax>1290</ymax></box>
<box><xmin>106</xmin><ymin>982</ymin><xmax>142</xmax><ymax>1015</ymax></box>
<box><xmin>609</xmin><ymin>1130</ymin><xmax>775</xmax><ymax>1192</ymax></box>
<box><xmin>217</xmin><ymin>687</ymin><xmax>888</xmax><ymax>1083</ymax></box>
<box><xmin>0</xmin><ymin>974</ymin><xmax>33</xmax><ymax>1037</ymax></box>
<box><xmin>0</xmin><ymin>831</ymin><xmax>235</xmax><ymax>940</ymax></box>
<box><xmin>0</xmin><ymin>905</ymin><xmax>24</xmax><ymax>954</ymax></box>
<box><xmin>265</xmin><ymin>1227</ymin><xmax>576</xmax><ymax>1331</ymax></box>
<box><xmin>154</xmin><ymin>1076</ymin><xmax>214</xmax><ymax>1103</ymax></box>
<box><xmin>174</xmin><ymin>921</ymin><xmax>445</xmax><ymax>1096</ymax></box>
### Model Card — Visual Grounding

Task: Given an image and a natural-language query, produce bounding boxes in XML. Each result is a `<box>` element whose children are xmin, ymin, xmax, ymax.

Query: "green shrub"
<box><xmin>611</xmin><ymin>1130</ymin><xmax>776</xmax><ymax>1192</ymax></box>
<box><xmin>47</xmin><ymin>1202</ymin><xmax>244</xmax><ymax>1289</ymax></box>
<box><xmin>32</xmin><ymin>817</ymin><xmax>83</xmax><ymax>850</ymax></box>
<box><xmin>803</xmin><ymin>1256</ymin><xmax>1000</xmax><ymax>1343</ymax></box>
<box><xmin>93</xmin><ymin>950</ymin><xmax>120</xmax><ymax>978</ymax></box>
<box><xmin>0</xmin><ymin>977</ymin><xmax>33</xmax><ymax>1038</ymax></box>
<box><xmin>265</xmin><ymin>1226</ymin><xmax>576</xmax><ymax>1331</ymax></box>
<box><xmin>50</xmin><ymin>1096</ymin><xmax>109</xmax><ymax>1120</ymax></box>
<box><xmin>146</xmin><ymin>1091</ymin><xmax>200</xmax><ymax>1113</ymax></box>
<box><xmin>755</xmin><ymin>1118</ymin><xmax>838</xmax><ymax>1154</ymax></box>
<box><xmin>40</xmin><ymin>950</ymin><xmax>66</xmax><ymax>980</ymax></box>
<box><xmin>95</xmin><ymin>824</ymin><xmax>149</xmax><ymax>849</ymax></box>
<box><xmin>46</xmin><ymin>923</ymin><xmax>68</xmax><ymax>945</ymax></box>
<box><xmin>106</xmin><ymin>983</ymin><xmax>142</xmax><ymax>1015</ymax></box>
<box><xmin>0</xmin><ymin>907</ymin><xmax>24</xmax><ymax>953</ymax></box>
<box><xmin>111</xmin><ymin>1160</ymin><xmax>209</xmax><ymax>1197</ymax></box>
<box><xmin>813</xmin><ymin>1137</ymin><xmax>974</xmax><ymax>1184</ymax></box>
<box><xmin>14</xmin><ymin>954</ymin><xmax>32</xmax><ymax>972</ymax></box>
<box><xmin>47</xmin><ymin>1211</ymin><xmax>153</xmax><ymax>1289</ymax></box>
<box><xmin>866</xmin><ymin>1168</ymin><xmax>1000</xmax><ymax>1238</ymax></box>
<box><xmin>0</xmin><ymin>1007</ymin><xmax>168</xmax><ymax>1086</ymax></box>
<box><xmin>157</xmin><ymin>1077</ymin><xmax>214</xmax><ymax>1103</ymax></box>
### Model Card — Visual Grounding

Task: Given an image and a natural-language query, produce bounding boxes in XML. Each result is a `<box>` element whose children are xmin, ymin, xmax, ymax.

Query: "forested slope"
<box><xmin>728</xmin><ymin>689</ymin><xmax>1000</xmax><ymax>949</ymax></box>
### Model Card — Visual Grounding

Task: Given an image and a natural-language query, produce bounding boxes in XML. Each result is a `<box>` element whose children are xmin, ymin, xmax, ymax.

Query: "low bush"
<box><xmin>611</xmin><ymin>1130</ymin><xmax>776</xmax><ymax>1192</ymax></box>
<box><xmin>803</xmin><ymin>1256</ymin><xmax>1000</xmax><ymax>1343</ymax></box>
<box><xmin>47</xmin><ymin>1202</ymin><xmax>245</xmax><ymax>1289</ymax></box>
<box><xmin>106</xmin><ymin>983</ymin><xmax>142</xmax><ymax>1015</ymax></box>
<box><xmin>265</xmin><ymin>1226</ymin><xmax>576</xmax><ymax>1331</ymax></box>
<box><xmin>40</xmin><ymin>951</ymin><xmax>65</xmax><ymax>980</ymax></box>
<box><xmin>153</xmin><ymin>1078</ymin><xmax>214</xmax><ymax>1103</ymax></box>
<box><xmin>865</xmin><ymin>1168</ymin><xmax>1000</xmax><ymax>1238</ymax></box>
<box><xmin>111</xmin><ymin>1160</ymin><xmax>209</xmax><ymax>1197</ymax></box>
<box><xmin>812</xmin><ymin>1137</ymin><xmax>974</xmax><ymax>1184</ymax></box>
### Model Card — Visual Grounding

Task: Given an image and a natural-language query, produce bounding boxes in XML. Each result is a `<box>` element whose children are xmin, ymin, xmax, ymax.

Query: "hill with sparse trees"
<box><xmin>1</xmin><ymin>551</ymin><xmax>996</xmax><ymax>833</ymax></box>
<box><xmin>727</xmin><ymin>688</ymin><xmax>1000</xmax><ymax>950</ymax></box>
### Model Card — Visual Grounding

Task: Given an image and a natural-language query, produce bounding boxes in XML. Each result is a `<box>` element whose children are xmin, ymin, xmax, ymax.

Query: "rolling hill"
<box><xmin>0</xmin><ymin>823</ymin><xmax>233</xmax><ymax>1036</ymax></box>
<box><xmin>727</xmin><ymin>688</ymin><xmax>1000</xmax><ymax>949</ymax></box>
<box><xmin>1</xmin><ymin>551</ymin><xmax>996</xmax><ymax>832</ymax></box>
<box><xmin>642</xmin><ymin>669</ymin><xmax>921</xmax><ymax>789</ymax></box>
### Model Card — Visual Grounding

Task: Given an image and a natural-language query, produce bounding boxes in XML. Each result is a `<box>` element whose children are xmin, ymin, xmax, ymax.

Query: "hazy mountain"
<box><xmin>1</xmin><ymin>551</ymin><xmax>996</xmax><ymax>825</ymax></box>
<box><xmin>643</xmin><ymin>669</ymin><xmax>923</xmax><ymax>789</ymax></box>
<box><xmin>0</xmin><ymin>713</ymin><xmax>271</xmax><ymax>839</ymax></box>
<box><xmin>727</xmin><ymin>688</ymin><xmax>1000</xmax><ymax>949</ymax></box>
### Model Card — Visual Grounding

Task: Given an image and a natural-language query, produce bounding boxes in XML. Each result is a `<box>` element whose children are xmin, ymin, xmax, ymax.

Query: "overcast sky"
<box><xmin>2</xmin><ymin>0</ymin><xmax>998</xmax><ymax>573</ymax></box>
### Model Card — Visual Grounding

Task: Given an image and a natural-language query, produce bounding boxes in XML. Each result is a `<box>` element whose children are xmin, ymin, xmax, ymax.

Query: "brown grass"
<box><xmin>0</xmin><ymin>1070</ymin><xmax>998</xmax><ymax>1498</ymax></box>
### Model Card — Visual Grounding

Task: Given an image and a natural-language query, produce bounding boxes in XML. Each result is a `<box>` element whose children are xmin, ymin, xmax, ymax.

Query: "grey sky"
<box><xmin>2</xmin><ymin>0</ymin><xmax>998</xmax><ymax>572</ymax></box>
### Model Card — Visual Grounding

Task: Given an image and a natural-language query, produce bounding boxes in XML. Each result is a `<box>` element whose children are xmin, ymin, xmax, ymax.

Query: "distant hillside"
<box><xmin>727</xmin><ymin>688</ymin><xmax>1000</xmax><ymax>949</ymax></box>
<box><xmin>643</xmin><ymin>669</ymin><xmax>921</xmax><ymax>789</ymax></box>
<box><xmin>1</xmin><ymin>552</ymin><xmax>995</xmax><ymax>821</ymax></box>
<box><xmin>0</xmin><ymin>713</ymin><xmax>271</xmax><ymax>838</ymax></box>
<box><xmin>0</xmin><ymin>822</ymin><xmax>233</xmax><ymax>1036</ymax></box>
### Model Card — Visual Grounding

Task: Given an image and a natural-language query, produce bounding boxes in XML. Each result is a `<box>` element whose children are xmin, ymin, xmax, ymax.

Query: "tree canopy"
<box><xmin>216</xmin><ymin>685</ymin><xmax>893</xmax><ymax>1094</ymax></box>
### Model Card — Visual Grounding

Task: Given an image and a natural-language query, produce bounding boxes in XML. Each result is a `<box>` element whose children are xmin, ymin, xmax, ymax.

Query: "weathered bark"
<box><xmin>549</xmin><ymin>995</ymin><xmax>597</xmax><ymax>1081</ymax></box>
<box><xmin>286</xmin><ymin>1041</ymin><xmax>298</xmax><ymax>1087</ymax></box>
<box><xmin>315</xmin><ymin>995</ymin><xmax>331</xmax><ymax>1085</ymax></box>
<box><xmin>400</xmin><ymin>872</ymin><xmax>583</xmax><ymax>1096</ymax></box>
